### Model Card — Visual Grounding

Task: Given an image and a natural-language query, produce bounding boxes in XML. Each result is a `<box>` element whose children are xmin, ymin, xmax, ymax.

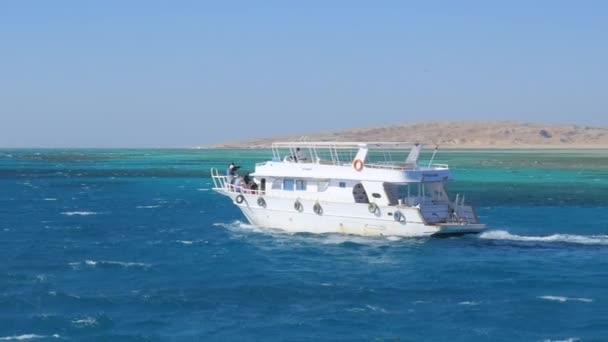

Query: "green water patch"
<box><xmin>449</xmin><ymin>180</ymin><xmax>608</xmax><ymax>207</ymax></box>
<box><xmin>434</xmin><ymin>149</ymin><xmax>608</xmax><ymax>170</ymax></box>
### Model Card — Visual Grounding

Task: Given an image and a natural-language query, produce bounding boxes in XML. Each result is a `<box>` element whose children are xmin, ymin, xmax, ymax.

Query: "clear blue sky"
<box><xmin>1</xmin><ymin>1</ymin><xmax>606</xmax><ymax>147</ymax></box>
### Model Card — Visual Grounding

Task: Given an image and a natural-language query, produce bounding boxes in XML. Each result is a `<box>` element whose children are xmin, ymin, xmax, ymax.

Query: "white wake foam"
<box><xmin>539</xmin><ymin>295</ymin><xmax>593</xmax><ymax>303</ymax></box>
<box><xmin>136</xmin><ymin>205</ymin><xmax>161</xmax><ymax>209</ymax></box>
<box><xmin>480</xmin><ymin>230</ymin><xmax>608</xmax><ymax>245</ymax></box>
<box><xmin>0</xmin><ymin>335</ymin><xmax>59</xmax><ymax>341</ymax></box>
<box><xmin>319</xmin><ymin>234</ymin><xmax>394</xmax><ymax>245</ymax></box>
<box><xmin>213</xmin><ymin>221</ymin><xmax>263</xmax><ymax>232</ymax></box>
<box><xmin>541</xmin><ymin>338</ymin><xmax>580</xmax><ymax>342</ymax></box>
<box><xmin>213</xmin><ymin>221</ymin><xmax>425</xmax><ymax>247</ymax></box>
<box><xmin>61</xmin><ymin>211</ymin><xmax>98</xmax><ymax>216</ymax></box>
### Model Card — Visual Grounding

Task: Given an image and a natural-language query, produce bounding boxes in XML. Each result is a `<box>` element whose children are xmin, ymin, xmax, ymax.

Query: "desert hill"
<box><xmin>206</xmin><ymin>121</ymin><xmax>608</xmax><ymax>148</ymax></box>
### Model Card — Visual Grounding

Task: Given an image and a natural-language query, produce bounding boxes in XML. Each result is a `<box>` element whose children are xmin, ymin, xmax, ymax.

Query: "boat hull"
<box><xmin>221</xmin><ymin>192</ymin><xmax>486</xmax><ymax>237</ymax></box>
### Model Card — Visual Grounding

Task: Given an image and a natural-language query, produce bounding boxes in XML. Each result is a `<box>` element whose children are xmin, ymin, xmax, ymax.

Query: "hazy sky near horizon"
<box><xmin>1</xmin><ymin>1</ymin><xmax>607</xmax><ymax>147</ymax></box>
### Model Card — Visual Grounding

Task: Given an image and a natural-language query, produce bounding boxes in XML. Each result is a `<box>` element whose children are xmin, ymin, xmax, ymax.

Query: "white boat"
<box><xmin>211</xmin><ymin>142</ymin><xmax>486</xmax><ymax>237</ymax></box>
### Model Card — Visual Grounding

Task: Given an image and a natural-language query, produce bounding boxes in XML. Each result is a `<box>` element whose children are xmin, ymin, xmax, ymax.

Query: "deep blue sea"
<box><xmin>1</xmin><ymin>149</ymin><xmax>607</xmax><ymax>341</ymax></box>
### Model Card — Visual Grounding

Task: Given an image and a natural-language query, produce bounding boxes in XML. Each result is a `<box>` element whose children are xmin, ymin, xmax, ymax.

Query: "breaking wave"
<box><xmin>539</xmin><ymin>295</ymin><xmax>593</xmax><ymax>303</ymax></box>
<box><xmin>72</xmin><ymin>317</ymin><xmax>99</xmax><ymax>327</ymax></box>
<box><xmin>0</xmin><ymin>335</ymin><xmax>60</xmax><ymax>341</ymax></box>
<box><xmin>70</xmin><ymin>260</ymin><xmax>151</xmax><ymax>269</ymax></box>
<box><xmin>458</xmin><ymin>301</ymin><xmax>481</xmax><ymax>306</ymax></box>
<box><xmin>61</xmin><ymin>211</ymin><xmax>98</xmax><ymax>216</ymax></box>
<box><xmin>479</xmin><ymin>230</ymin><xmax>608</xmax><ymax>246</ymax></box>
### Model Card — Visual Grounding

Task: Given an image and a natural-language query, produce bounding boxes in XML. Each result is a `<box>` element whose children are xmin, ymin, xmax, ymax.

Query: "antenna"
<box><xmin>427</xmin><ymin>145</ymin><xmax>439</xmax><ymax>167</ymax></box>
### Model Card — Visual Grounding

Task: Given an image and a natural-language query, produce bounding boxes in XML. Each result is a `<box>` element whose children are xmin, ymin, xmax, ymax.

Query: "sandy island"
<box><xmin>202</xmin><ymin>121</ymin><xmax>608</xmax><ymax>149</ymax></box>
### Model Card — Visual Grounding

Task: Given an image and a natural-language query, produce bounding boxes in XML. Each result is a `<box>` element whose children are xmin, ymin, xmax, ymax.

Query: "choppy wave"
<box><xmin>70</xmin><ymin>260</ymin><xmax>151</xmax><ymax>269</ymax></box>
<box><xmin>72</xmin><ymin>317</ymin><xmax>99</xmax><ymax>327</ymax></box>
<box><xmin>136</xmin><ymin>205</ymin><xmax>161</xmax><ymax>209</ymax></box>
<box><xmin>345</xmin><ymin>305</ymin><xmax>388</xmax><ymax>313</ymax></box>
<box><xmin>541</xmin><ymin>338</ymin><xmax>580</xmax><ymax>342</ymax></box>
<box><xmin>61</xmin><ymin>211</ymin><xmax>98</xmax><ymax>216</ymax></box>
<box><xmin>539</xmin><ymin>295</ymin><xmax>593</xmax><ymax>303</ymax></box>
<box><xmin>365</xmin><ymin>305</ymin><xmax>388</xmax><ymax>313</ymax></box>
<box><xmin>480</xmin><ymin>230</ymin><xmax>608</xmax><ymax>245</ymax></box>
<box><xmin>175</xmin><ymin>239</ymin><xmax>209</xmax><ymax>245</ymax></box>
<box><xmin>0</xmin><ymin>335</ymin><xmax>60</xmax><ymax>341</ymax></box>
<box><xmin>458</xmin><ymin>301</ymin><xmax>481</xmax><ymax>306</ymax></box>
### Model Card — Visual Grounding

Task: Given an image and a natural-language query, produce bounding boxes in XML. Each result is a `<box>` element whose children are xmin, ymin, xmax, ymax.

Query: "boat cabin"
<box><xmin>254</xmin><ymin>142</ymin><xmax>450</xmax><ymax>201</ymax></box>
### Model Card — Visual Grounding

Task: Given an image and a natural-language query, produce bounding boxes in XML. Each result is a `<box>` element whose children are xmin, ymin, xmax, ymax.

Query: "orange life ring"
<box><xmin>353</xmin><ymin>159</ymin><xmax>364</xmax><ymax>172</ymax></box>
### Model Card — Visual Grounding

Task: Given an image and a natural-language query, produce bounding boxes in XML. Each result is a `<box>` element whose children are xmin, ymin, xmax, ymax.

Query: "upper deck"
<box><xmin>253</xmin><ymin>142</ymin><xmax>451</xmax><ymax>183</ymax></box>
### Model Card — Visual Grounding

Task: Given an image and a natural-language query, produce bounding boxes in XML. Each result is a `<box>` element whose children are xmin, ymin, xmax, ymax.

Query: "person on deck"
<box><xmin>233</xmin><ymin>176</ymin><xmax>243</xmax><ymax>192</ymax></box>
<box><xmin>226</xmin><ymin>162</ymin><xmax>238</xmax><ymax>184</ymax></box>
<box><xmin>295</xmin><ymin>148</ymin><xmax>307</xmax><ymax>162</ymax></box>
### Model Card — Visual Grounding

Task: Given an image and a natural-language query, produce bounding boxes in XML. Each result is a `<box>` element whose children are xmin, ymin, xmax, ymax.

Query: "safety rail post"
<box><xmin>211</xmin><ymin>168</ymin><xmax>218</xmax><ymax>188</ymax></box>
<box><xmin>427</xmin><ymin>145</ymin><xmax>439</xmax><ymax>167</ymax></box>
<box><xmin>272</xmin><ymin>145</ymin><xmax>279</xmax><ymax>161</ymax></box>
<box><xmin>210</xmin><ymin>167</ymin><xmax>230</xmax><ymax>190</ymax></box>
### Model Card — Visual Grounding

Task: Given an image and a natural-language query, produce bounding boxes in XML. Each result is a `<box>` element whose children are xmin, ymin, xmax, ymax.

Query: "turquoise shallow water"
<box><xmin>0</xmin><ymin>148</ymin><xmax>607</xmax><ymax>341</ymax></box>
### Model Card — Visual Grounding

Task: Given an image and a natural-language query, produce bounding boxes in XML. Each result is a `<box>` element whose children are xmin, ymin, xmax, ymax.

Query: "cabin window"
<box><xmin>296</xmin><ymin>180</ymin><xmax>306</xmax><ymax>191</ymax></box>
<box><xmin>339</xmin><ymin>182</ymin><xmax>346</xmax><ymax>188</ymax></box>
<box><xmin>372</xmin><ymin>193</ymin><xmax>382</xmax><ymax>198</ymax></box>
<box><xmin>317</xmin><ymin>180</ymin><xmax>330</xmax><ymax>192</ymax></box>
<box><xmin>283</xmin><ymin>179</ymin><xmax>295</xmax><ymax>191</ymax></box>
<box><xmin>260</xmin><ymin>178</ymin><xmax>266</xmax><ymax>191</ymax></box>
<box><xmin>272</xmin><ymin>179</ymin><xmax>282</xmax><ymax>190</ymax></box>
<box><xmin>397</xmin><ymin>185</ymin><xmax>409</xmax><ymax>198</ymax></box>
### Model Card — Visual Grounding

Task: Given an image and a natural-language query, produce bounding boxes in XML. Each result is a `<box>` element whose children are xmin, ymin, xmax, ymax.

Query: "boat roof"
<box><xmin>271</xmin><ymin>141</ymin><xmax>422</xmax><ymax>149</ymax></box>
<box><xmin>254</xmin><ymin>141</ymin><xmax>450</xmax><ymax>183</ymax></box>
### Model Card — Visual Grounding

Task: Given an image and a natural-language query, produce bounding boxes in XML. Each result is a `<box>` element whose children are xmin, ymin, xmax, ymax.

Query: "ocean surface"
<box><xmin>1</xmin><ymin>148</ymin><xmax>607</xmax><ymax>341</ymax></box>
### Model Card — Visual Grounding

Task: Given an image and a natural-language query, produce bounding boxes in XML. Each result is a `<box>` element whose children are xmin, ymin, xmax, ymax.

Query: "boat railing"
<box><xmin>211</xmin><ymin>167</ymin><xmax>266</xmax><ymax>196</ymax></box>
<box><xmin>363</xmin><ymin>163</ymin><xmax>449</xmax><ymax>171</ymax></box>
<box><xmin>431</xmin><ymin>163</ymin><xmax>449</xmax><ymax>169</ymax></box>
<box><xmin>363</xmin><ymin>163</ymin><xmax>417</xmax><ymax>171</ymax></box>
<box><xmin>271</xmin><ymin>141</ymin><xmax>421</xmax><ymax>167</ymax></box>
<box><xmin>210</xmin><ymin>168</ymin><xmax>229</xmax><ymax>189</ymax></box>
<box><xmin>262</xmin><ymin>158</ymin><xmax>449</xmax><ymax>171</ymax></box>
